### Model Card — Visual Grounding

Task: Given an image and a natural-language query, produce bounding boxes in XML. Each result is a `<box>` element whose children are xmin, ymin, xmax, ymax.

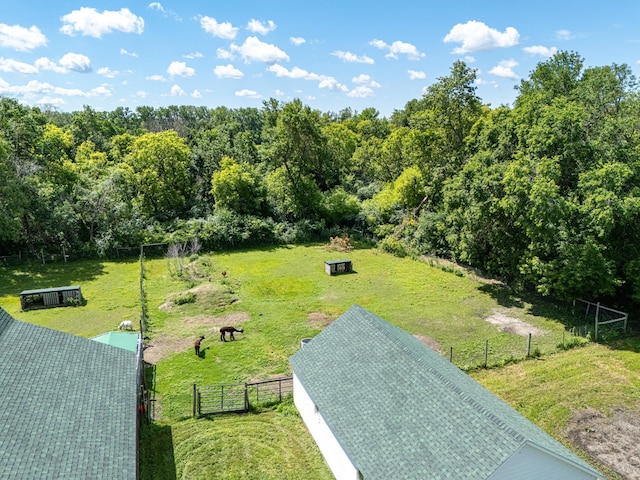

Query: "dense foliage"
<box><xmin>2</xmin><ymin>51</ymin><xmax>640</xmax><ymax>304</ymax></box>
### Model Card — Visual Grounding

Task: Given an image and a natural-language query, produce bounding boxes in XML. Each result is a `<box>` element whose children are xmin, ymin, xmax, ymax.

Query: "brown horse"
<box><xmin>220</xmin><ymin>326</ymin><xmax>243</xmax><ymax>341</ymax></box>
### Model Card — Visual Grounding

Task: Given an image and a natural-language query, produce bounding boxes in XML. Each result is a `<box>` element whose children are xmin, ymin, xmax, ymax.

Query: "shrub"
<box><xmin>173</xmin><ymin>292</ymin><xmax>196</xmax><ymax>305</ymax></box>
<box><xmin>557</xmin><ymin>335</ymin><xmax>590</xmax><ymax>350</ymax></box>
<box><xmin>325</xmin><ymin>234</ymin><xmax>354</xmax><ymax>252</ymax></box>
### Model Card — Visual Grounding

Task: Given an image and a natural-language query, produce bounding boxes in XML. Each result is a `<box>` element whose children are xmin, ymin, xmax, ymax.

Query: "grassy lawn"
<box><xmin>1</xmin><ymin>243</ymin><xmax>637</xmax><ymax>479</ymax></box>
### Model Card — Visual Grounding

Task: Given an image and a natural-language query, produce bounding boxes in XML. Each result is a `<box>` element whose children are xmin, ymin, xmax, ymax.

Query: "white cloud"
<box><xmin>523</xmin><ymin>45</ymin><xmax>558</xmax><ymax>57</ymax></box>
<box><xmin>167</xmin><ymin>61</ymin><xmax>195</xmax><ymax>77</ymax></box>
<box><xmin>268</xmin><ymin>64</ymin><xmax>347</xmax><ymax>92</ymax></box>
<box><xmin>352</xmin><ymin>74</ymin><xmax>371</xmax><ymax>84</ymax></box>
<box><xmin>136</xmin><ymin>90</ymin><xmax>148</xmax><ymax>98</ymax></box>
<box><xmin>332</xmin><ymin>51</ymin><xmax>374</xmax><ymax>64</ymax></box>
<box><xmin>369</xmin><ymin>39</ymin><xmax>424</xmax><ymax>60</ymax></box>
<box><xmin>408</xmin><ymin>70</ymin><xmax>426</xmax><ymax>80</ymax></box>
<box><xmin>269</xmin><ymin>64</ymin><xmax>309</xmax><ymax>79</ymax></box>
<box><xmin>146</xmin><ymin>74</ymin><xmax>167</xmax><ymax>81</ymax></box>
<box><xmin>60</xmin><ymin>7</ymin><xmax>144</xmax><ymax>38</ymax></box>
<box><xmin>475</xmin><ymin>78</ymin><xmax>498</xmax><ymax>88</ymax></box>
<box><xmin>97</xmin><ymin>67</ymin><xmax>119</xmax><ymax>78</ymax></box>
<box><xmin>347</xmin><ymin>86</ymin><xmax>374</xmax><ymax>98</ymax></box>
<box><xmin>488</xmin><ymin>59</ymin><xmax>520</xmax><ymax>80</ymax></box>
<box><xmin>443</xmin><ymin>20</ymin><xmax>519</xmax><ymax>54</ymax></box>
<box><xmin>290</xmin><ymin>37</ymin><xmax>305</xmax><ymax>46</ymax></box>
<box><xmin>191</xmin><ymin>89</ymin><xmax>202</xmax><ymax>98</ymax></box>
<box><xmin>37</xmin><ymin>96</ymin><xmax>66</xmax><ymax>106</ymax></box>
<box><xmin>216</xmin><ymin>48</ymin><xmax>234</xmax><ymax>60</ymax></box>
<box><xmin>148</xmin><ymin>2</ymin><xmax>180</xmax><ymax>20</ymax></box>
<box><xmin>247</xmin><ymin>19</ymin><xmax>276</xmax><ymax>35</ymax></box>
<box><xmin>231</xmin><ymin>36</ymin><xmax>289</xmax><ymax>64</ymax></box>
<box><xmin>200</xmin><ymin>16</ymin><xmax>238</xmax><ymax>39</ymax></box>
<box><xmin>318</xmin><ymin>77</ymin><xmax>348</xmax><ymax>91</ymax></box>
<box><xmin>555</xmin><ymin>29</ymin><xmax>574</xmax><ymax>41</ymax></box>
<box><xmin>0</xmin><ymin>78</ymin><xmax>110</xmax><ymax>98</ymax></box>
<box><xmin>91</xmin><ymin>85</ymin><xmax>112</xmax><ymax>96</ymax></box>
<box><xmin>214</xmin><ymin>64</ymin><xmax>244</xmax><ymax>79</ymax></box>
<box><xmin>0</xmin><ymin>24</ymin><xmax>47</xmax><ymax>51</ymax></box>
<box><xmin>59</xmin><ymin>53</ymin><xmax>92</xmax><ymax>73</ymax></box>
<box><xmin>35</xmin><ymin>57</ymin><xmax>66</xmax><ymax>73</ymax></box>
<box><xmin>120</xmin><ymin>48</ymin><xmax>138</xmax><ymax>57</ymax></box>
<box><xmin>352</xmin><ymin>74</ymin><xmax>380</xmax><ymax>88</ymax></box>
<box><xmin>184</xmin><ymin>52</ymin><xmax>203</xmax><ymax>59</ymax></box>
<box><xmin>235</xmin><ymin>89</ymin><xmax>261</xmax><ymax>98</ymax></box>
<box><xmin>170</xmin><ymin>84</ymin><xmax>185</xmax><ymax>96</ymax></box>
<box><xmin>0</xmin><ymin>58</ymin><xmax>38</xmax><ymax>74</ymax></box>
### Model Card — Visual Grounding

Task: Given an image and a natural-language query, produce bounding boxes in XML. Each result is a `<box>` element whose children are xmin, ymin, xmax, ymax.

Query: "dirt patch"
<box><xmin>143</xmin><ymin>336</ymin><xmax>194</xmax><ymax>364</ymax></box>
<box><xmin>307</xmin><ymin>312</ymin><xmax>334</xmax><ymax>328</ymax></box>
<box><xmin>484</xmin><ymin>310</ymin><xmax>544</xmax><ymax>336</ymax></box>
<box><xmin>143</xmin><ymin>312</ymin><xmax>250</xmax><ymax>364</ymax></box>
<box><xmin>566</xmin><ymin>407</ymin><xmax>640</xmax><ymax>479</ymax></box>
<box><xmin>415</xmin><ymin>335</ymin><xmax>441</xmax><ymax>353</ymax></box>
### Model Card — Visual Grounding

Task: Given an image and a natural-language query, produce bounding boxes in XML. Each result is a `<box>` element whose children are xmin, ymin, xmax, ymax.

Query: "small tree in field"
<box><xmin>167</xmin><ymin>238</ymin><xmax>202</xmax><ymax>279</ymax></box>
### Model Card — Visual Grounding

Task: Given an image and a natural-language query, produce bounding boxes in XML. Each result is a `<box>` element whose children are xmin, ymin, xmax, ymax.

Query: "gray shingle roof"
<box><xmin>290</xmin><ymin>305</ymin><xmax>602</xmax><ymax>480</ymax></box>
<box><xmin>0</xmin><ymin>307</ymin><xmax>137</xmax><ymax>480</ymax></box>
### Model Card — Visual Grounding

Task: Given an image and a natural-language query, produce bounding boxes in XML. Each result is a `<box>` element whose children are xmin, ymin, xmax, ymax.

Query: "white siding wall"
<box><xmin>293</xmin><ymin>374</ymin><xmax>359</xmax><ymax>480</ymax></box>
<box><xmin>489</xmin><ymin>444</ymin><xmax>602</xmax><ymax>480</ymax></box>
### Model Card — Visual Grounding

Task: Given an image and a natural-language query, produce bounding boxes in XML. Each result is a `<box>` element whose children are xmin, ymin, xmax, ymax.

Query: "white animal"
<box><xmin>118</xmin><ymin>320</ymin><xmax>133</xmax><ymax>331</ymax></box>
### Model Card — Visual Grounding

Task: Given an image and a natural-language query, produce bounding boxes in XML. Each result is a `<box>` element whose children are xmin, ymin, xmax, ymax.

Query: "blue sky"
<box><xmin>1</xmin><ymin>0</ymin><xmax>639</xmax><ymax>117</ymax></box>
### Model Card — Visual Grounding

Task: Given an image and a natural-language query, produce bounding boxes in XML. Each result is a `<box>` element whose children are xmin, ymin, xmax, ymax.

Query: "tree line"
<box><xmin>1</xmin><ymin>50</ymin><xmax>639</xmax><ymax>305</ymax></box>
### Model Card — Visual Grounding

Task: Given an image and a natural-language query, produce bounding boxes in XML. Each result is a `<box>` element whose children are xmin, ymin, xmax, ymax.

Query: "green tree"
<box><xmin>210</xmin><ymin>156</ymin><xmax>265</xmax><ymax>215</ymax></box>
<box><xmin>124</xmin><ymin>130</ymin><xmax>192</xmax><ymax>221</ymax></box>
<box><xmin>262</xmin><ymin>99</ymin><xmax>328</xmax><ymax>218</ymax></box>
<box><xmin>0</xmin><ymin>138</ymin><xmax>26</xmax><ymax>244</ymax></box>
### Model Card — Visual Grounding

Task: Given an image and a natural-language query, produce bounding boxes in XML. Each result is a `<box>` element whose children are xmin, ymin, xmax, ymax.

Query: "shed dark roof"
<box><xmin>0</xmin><ymin>307</ymin><xmax>137</xmax><ymax>479</ymax></box>
<box><xmin>19</xmin><ymin>285</ymin><xmax>81</xmax><ymax>295</ymax></box>
<box><xmin>290</xmin><ymin>304</ymin><xmax>602</xmax><ymax>480</ymax></box>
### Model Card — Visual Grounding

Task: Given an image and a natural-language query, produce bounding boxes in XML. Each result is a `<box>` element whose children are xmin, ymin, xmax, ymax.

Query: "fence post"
<box><xmin>244</xmin><ymin>383</ymin><xmax>249</xmax><ymax>412</ymax></box>
<box><xmin>449</xmin><ymin>346</ymin><xmax>453</xmax><ymax>363</ymax></box>
<box><xmin>595</xmin><ymin>302</ymin><xmax>600</xmax><ymax>340</ymax></box>
<box><xmin>527</xmin><ymin>333</ymin><xmax>531</xmax><ymax>357</ymax></box>
<box><xmin>484</xmin><ymin>340</ymin><xmax>489</xmax><ymax>368</ymax></box>
<box><xmin>193</xmin><ymin>383</ymin><xmax>197</xmax><ymax>417</ymax></box>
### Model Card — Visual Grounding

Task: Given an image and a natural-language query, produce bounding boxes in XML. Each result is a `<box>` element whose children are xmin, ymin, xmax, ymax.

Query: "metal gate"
<box><xmin>193</xmin><ymin>376</ymin><xmax>293</xmax><ymax>416</ymax></box>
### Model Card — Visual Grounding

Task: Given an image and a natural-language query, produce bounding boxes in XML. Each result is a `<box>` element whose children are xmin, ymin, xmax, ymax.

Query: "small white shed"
<box><xmin>289</xmin><ymin>305</ymin><xmax>604</xmax><ymax>480</ymax></box>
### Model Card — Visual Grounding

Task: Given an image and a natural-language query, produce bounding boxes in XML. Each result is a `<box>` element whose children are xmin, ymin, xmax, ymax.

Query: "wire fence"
<box><xmin>193</xmin><ymin>377</ymin><xmax>294</xmax><ymax>417</ymax></box>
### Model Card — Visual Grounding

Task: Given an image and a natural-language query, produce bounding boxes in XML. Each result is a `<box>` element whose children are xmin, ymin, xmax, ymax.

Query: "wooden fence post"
<box><xmin>449</xmin><ymin>346</ymin><xmax>453</xmax><ymax>363</ymax></box>
<box><xmin>484</xmin><ymin>340</ymin><xmax>488</xmax><ymax>368</ymax></box>
<box><xmin>527</xmin><ymin>333</ymin><xmax>531</xmax><ymax>357</ymax></box>
<box><xmin>192</xmin><ymin>383</ymin><xmax>197</xmax><ymax>417</ymax></box>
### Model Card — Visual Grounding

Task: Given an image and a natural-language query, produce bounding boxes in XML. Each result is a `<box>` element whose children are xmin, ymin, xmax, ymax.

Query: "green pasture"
<box><xmin>1</xmin><ymin>243</ymin><xmax>637</xmax><ymax>479</ymax></box>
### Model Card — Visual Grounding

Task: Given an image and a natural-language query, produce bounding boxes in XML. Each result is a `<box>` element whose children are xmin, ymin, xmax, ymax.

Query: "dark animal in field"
<box><xmin>220</xmin><ymin>326</ymin><xmax>243</xmax><ymax>341</ymax></box>
<box><xmin>194</xmin><ymin>335</ymin><xmax>205</xmax><ymax>356</ymax></box>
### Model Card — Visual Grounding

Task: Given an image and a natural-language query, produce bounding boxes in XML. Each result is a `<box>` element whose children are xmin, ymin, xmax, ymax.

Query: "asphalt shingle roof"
<box><xmin>290</xmin><ymin>304</ymin><xmax>602</xmax><ymax>480</ymax></box>
<box><xmin>0</xmin><ymin>307</ymin><xmax>137</xmax><ymax>480</ymax></box>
